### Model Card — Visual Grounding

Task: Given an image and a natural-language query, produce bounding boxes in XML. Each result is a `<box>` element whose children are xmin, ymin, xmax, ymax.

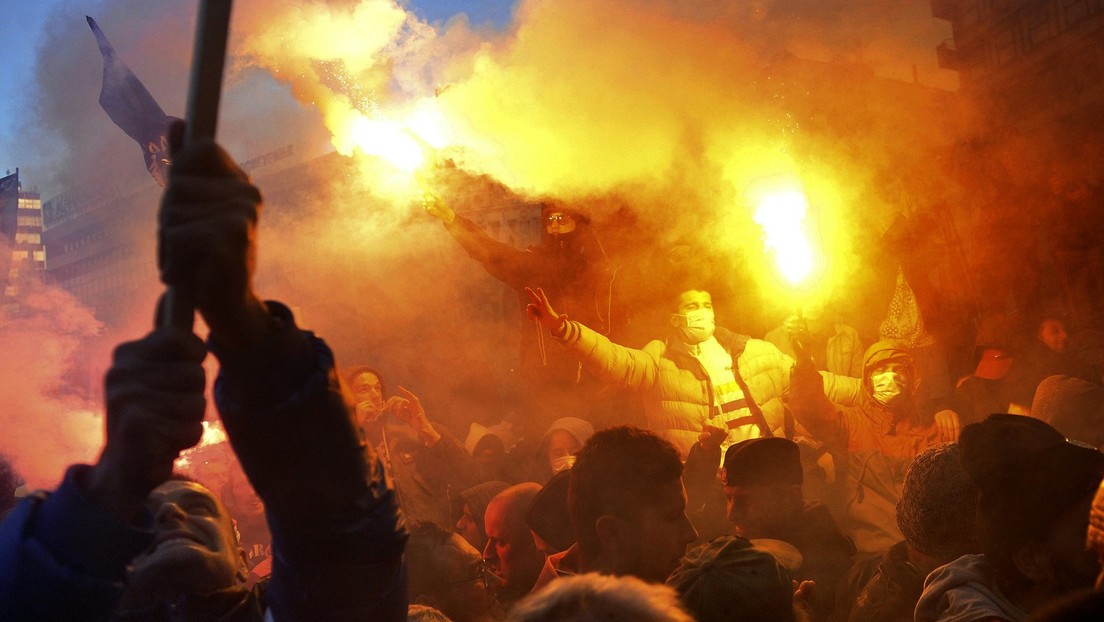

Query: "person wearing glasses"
<box><xmin>406</xmin><ymin>520</ymin><xmax>504</xmax><ymax>622</ymax></box>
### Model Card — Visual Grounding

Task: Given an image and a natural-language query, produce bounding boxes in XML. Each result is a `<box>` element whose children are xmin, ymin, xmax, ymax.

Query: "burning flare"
<box><xmin>750</xmin><ymin>176</ymin><xmax>816</xmax><ymax>287</ymax></box>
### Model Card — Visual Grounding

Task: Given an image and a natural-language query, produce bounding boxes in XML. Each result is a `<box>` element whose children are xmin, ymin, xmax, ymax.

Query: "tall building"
<box><xmin>42</xmin><ymin>182</ymin><xmax>160</xmax><ymax>328</ymax></box>
<box><xmin>1</xmin><ymin>170</ymin><xmax>48</xmax><ymax>313</ymax></box>
<box><xmin>932</xmin><ymin>0</ymin><xmax>1104</xmax><ymax>137</ymax></box>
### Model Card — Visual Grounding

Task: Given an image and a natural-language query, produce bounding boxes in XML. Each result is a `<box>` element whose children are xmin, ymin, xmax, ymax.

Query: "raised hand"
<box><xmin>385</xmin><ymin>386</ymin><xmax>440</xmax><ymax>446</ymax></box>
<box><xmin>158</xmin><ymin>120</ymin><xmax>274</xmax><ymax>351</ymax></box>
<box><xmin>88</xmin><ymin>327</ymin><xmax>208</xmax><ymax>520</ymax></box>
<box><xmin>422</xmin><ymin>191</ymin><xmax>456</xmax><ymax>224</ymax></box>
<box><xmin>525</xmin><ymin>286</ymin><xmax>566</xmax><ymax>332</ymax></box>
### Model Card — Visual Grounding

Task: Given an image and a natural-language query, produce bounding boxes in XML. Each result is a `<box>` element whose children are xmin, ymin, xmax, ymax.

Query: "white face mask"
<box><xmin>550</xmin><ymin>454</ymin><xmax>577</xmax><ymax>473</ymax></box>
<box><xmin>871</xmin><ymin>371</ymin><xmax>907</xmax><ymax>406</ymax></box>
<box><xmin>673</xmin><ymin>308</ymin><xmax>716</xmax><ymax>344</ymax></box>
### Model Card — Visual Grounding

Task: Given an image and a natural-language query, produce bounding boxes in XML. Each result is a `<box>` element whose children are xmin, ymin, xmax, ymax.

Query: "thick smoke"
<box><xmin>24</xmin><ymin>0</ymin><xmax>1091</xmax><ymax>470</ymax></box>
<box><xmin>0</xmin><ymin>272</ymin><xmax>103</xmax><ymax>489</ymax></box>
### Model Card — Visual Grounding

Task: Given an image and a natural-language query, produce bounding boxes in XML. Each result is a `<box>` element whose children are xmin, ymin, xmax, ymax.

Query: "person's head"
<box><xmin>896</xmin><ymin>442</ymin><xmax>978</xmax><ymax>565</ymax></box>
<box><xmin>407</xmin><ymin>520</ymin><xmax>500</xmax><ymax>622</ymax></box>
<box><xmin>667</xmin><ymin>536</ymin><xmax>795</xmax><ymax>622</ymax></box>
<box><xmin>346</xmin><ymin>365</ymin><xmax>386</xmax><ymax>423</ymax></box>
<box><xmin>542</xmin><ymin>206</ymin><xmax>577</xmax><ymax>236</ymax></box>
<box><xmin>526</xmin><ymin>469</ymin><xmax>574</xmax><ymax>554</ymax></box>
<box><xmin>570</xmin><ymin>426</ymin><xmax>698</xmax><ymax>583</ymax></box>
<box><xmin>508</xmin><ymin>573</ymin><xmax>694</xmax><ymax>622</ymax></box>
<box><xmin>483</xmin><ymin>483</ymin><xmax>547</xmax><ymax>602</ymax></box>
<box><xmin>119</xmin><ymin>478</ymin><xmax>247</xmax><ymax>610</ymax></box>
<box><xmin>1031</xmin><ymin>375</ymin><xmax>1104</xmax><ymax>449</ymax></box>
<box><xmin>541</xmin><ymin>417</ymin><xmax>595</xmax><ymax>474</ymax></box>
<box><xmin>669</xmin><ymin>289</ymin><xmax>715</xmax><ymax>345</ymax></box>
<box><xmin>861</xmin><ymin>341</ymin><xmax>917</xmax><ymax>411</ymax></box>
<box><xmin>456</xmin><ymin>481</ymin><xmax>511</xmax><ymax>552</ymax></box>
<box><xmin>1038</xmin><ymin>317</ymin><xmax>1070</xmax><ymax>354</ymax></box>
<box><xmin>960</xmin><ymin>415</ymin><xmax>1104</xmax><ymax>601</ymax></box>
<box><xmin>720</xmin><ymin>438</ymin><xmax>804</xmax><ymax>537</ymax></box>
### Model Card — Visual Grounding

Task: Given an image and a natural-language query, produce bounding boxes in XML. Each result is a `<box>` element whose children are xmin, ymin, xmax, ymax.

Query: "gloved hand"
<box><xmin>525</xmin><ymin>287</ymin><xmax>567</xmax><ymax>334</ymax></box>
<box><xmin>783</xmin><ymin>314</ymin><xmax>813</xmax><ymax>364</ymax></box>
<box><xmin>422</xmin><ymin>191</ymin><xmax>456</xmax><ymax>224</ymax></box>
<box><xmin>158</xmin><ymin>120</ymin><xmax>274</xmax><ymax>351</ymax></box>
<box><xmin>698</xmin><ymin>423</ymin><xmax>727</xmax><ymax>451</ymax></box>
<box><xmin>88</xmin><ymin>327</ymin><xmax>208</xmax><ymax>521</ymax></box>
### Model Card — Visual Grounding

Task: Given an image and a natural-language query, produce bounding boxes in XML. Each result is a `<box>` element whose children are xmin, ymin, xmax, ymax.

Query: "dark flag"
<box><xmin>86</xmin><ymin>16</ymin><xmax>181</xmax><ymax>187</ymax></box>
<box><xmin>0</xmin><ymin>171</ymin><xmax>19</xmax><ymax>291</ymax></box>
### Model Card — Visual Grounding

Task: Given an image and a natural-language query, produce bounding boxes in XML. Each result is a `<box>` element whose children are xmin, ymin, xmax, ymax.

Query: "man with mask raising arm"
<box><xmin>524</xmin><ymin>287</ymin><xmax>859</xmax><ymax>459</ymax></box>
<box><xmin>787</xmin><ymin>325</ymin><xmax>960</xmax><ymax>556</ymax></box>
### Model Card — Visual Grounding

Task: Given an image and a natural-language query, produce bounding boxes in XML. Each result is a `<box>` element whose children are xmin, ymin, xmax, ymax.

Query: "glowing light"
<box><xmin>197</xmin><ymin>420</ymin><xmax>228</xmax><ymax>447</ymax></box>
<box><xmin>751</xmin><ymin>178</ymin><xmax>816</xmax><ymax>287</ymax></box>
<box><xmin>348</xmin><ymin>114</ymin><xmax>429</xmax><ymax>172</ymax></box>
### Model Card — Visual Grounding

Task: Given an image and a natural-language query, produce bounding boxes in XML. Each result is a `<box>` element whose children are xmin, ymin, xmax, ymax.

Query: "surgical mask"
<box><xmin>551</xmin><ymin>454</ymin><xmax>576</xmax><ymax>473</ymax></box>
<box><xmin>871</xmin><ymin>371</ymin><xmax>906</xmax><ymax>406</ymax></box>
<box><xmin>673</xmin><ymin>308</ymin><xmax>716</xmax><ymax>344</ymax></box>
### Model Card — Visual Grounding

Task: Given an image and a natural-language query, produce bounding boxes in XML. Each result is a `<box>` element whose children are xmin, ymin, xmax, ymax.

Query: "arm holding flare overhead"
<box><xmin>160</xmin><ymin>124</ymin><xmax>408</xmax><ymax>621</ymax></box>
<box><xmin>425</xmin><ymin>192</ymin><xmax>538</xmax><ymax>290</ymax></box>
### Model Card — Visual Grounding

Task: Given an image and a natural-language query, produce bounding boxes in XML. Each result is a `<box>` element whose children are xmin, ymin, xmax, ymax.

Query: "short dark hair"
<box><xmin>345</xmin><ymin>365</ymin><xmax>387</xmax><ymax>397</ymax></box>
<box><xmin>670</xmin><ymin>288</ymin><xmax>711</xmax><ymax>313</ymax></box>
<box><xmin>569</xmin><ymin>427</ymin><xmax>684</xmax><ymax>557</ymax></box>
<box><xmin>406</xmin><ymin>520</ymin><xmax>459</xmax><ymax>598</ymax></box>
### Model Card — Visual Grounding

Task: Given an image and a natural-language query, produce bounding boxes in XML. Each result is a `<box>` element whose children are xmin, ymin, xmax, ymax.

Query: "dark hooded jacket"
<box><xmin>790</xmin><ymin>341</ymin><xmax>942</xmax><ymax>554</ymax></box>
<box><xmin>444</xmin><ymin>211</ymin><xmax>614</xmax><ymax>387</ymax></box>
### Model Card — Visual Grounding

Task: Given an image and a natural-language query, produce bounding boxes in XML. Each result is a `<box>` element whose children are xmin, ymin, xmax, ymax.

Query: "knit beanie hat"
<box><xmin>540</xmin><ymin>417</ymin><xmax>596</xmax><ymax>448</ymax></box>
<box><xmin>458</xmin><ymin>480</ymin><xmax>511</xmax><ymax>533</ymax></box>
<box><xmin>896</xmin><ymin>442</ymin><xmax>978</xmax><ymax>559</ymax></box>
<box><xmin>959</xmin><ymin>414</ymin><xmax>1104</xmax><ymax>563</ymax></box>
<box><xmin>1031</xmin><ymin>375</ymin><xmax>1104</xmax><ymax>449</ymax></box>
<box><xmin>667</xmin><ymin>536</ymin><xmax>794</xmax><ymax>622</ymax></box>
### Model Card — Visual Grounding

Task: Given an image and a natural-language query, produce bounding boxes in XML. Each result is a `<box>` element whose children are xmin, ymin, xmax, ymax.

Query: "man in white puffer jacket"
<box><xmin>525</xmin><ymin>287</ymin><xmax>858</xmax><ymax>458</ymax></box>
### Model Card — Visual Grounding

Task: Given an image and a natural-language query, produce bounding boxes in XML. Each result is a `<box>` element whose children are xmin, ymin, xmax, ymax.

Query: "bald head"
<box><xmin>484</xmin><ymin>483</ymin><xmax>546</xmax><ymax>603</ymax></box>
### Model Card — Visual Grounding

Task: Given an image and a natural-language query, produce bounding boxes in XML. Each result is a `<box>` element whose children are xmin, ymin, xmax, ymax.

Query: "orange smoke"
<box><xmin>0</xmin><ymin>282</ymin><xmax>104</xmax><ymax>489</ymax></box>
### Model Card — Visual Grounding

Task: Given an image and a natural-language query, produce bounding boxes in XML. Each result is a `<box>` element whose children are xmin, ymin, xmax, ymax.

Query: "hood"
<box><xmin>862</xmin><ymin>340</ymin><xmax>918</xmax><ymax>396</ymax></box>
<box><xmin>914</xmin><ymin>555</ymin><xmax>1027</xmax><ymax>622</ymax></box>
<box><xmin>540</xmin><ymin>417</ymin><xmax>595</xmax><ymax>448</ymax></box>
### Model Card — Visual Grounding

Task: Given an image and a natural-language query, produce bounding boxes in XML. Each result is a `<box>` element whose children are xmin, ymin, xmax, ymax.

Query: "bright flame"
<box><xmin>348</xmin><ymin>114</ymin><xmax>429</xmax><ymax>172</ymax></box>
<box><xmin>197</xmin><ymin>420</ymin><xmax>228</xmax><ymax>447</ymax></box>
<box><xmin>751</xmin><ymin>179</ymin><xmax>816</xmax><ymax>287</ymax></box>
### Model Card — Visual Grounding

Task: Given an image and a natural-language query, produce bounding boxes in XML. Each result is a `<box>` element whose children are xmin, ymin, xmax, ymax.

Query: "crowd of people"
<box><xmin>1</xmin><ymin>126</ymin><xmax>1104</xmax><ymax>622</ymax></box>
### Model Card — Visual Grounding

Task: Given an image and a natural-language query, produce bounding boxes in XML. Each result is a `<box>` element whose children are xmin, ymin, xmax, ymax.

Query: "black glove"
<box><xmin>88</xmin><ymin>327</ymin><xmax>207</xmax><ymax>520</ymax></box>
<box><xmin>158</xmin><ymin>120</ymin><xmax>268</xmax><ymax>349</ymax></box>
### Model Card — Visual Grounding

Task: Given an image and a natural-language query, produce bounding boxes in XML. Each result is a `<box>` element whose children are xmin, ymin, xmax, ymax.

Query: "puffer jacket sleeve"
<box><xmin>556</xmin><ymin>319</ymin><xmax>661</xmax><ymax>391</ymax></box>
<box><xmin>212</xmin><ymin>301</ymin><xmax>407</xmax><ymax>622</ymax></box>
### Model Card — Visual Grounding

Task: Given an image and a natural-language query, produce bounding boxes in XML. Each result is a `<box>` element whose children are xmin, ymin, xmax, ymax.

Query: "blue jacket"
<box><xmin>0</xmin><ymin>302</ymin><xmax>408</xmax><ymax>621</ymax></box>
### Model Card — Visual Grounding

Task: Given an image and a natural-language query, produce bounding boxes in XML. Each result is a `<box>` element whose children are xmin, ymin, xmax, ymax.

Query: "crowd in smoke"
<box><xmin>2</xmin><ymin>1</ymin><xmax>1104</xmax><ymax>619</ymax></box>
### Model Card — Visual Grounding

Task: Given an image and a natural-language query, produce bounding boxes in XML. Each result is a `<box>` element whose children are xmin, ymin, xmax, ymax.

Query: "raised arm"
<box><xmin>425</xmin><ymin>193</ymin><xmax>535</xmax><ymax>290</ymax></box>
<box><xmin>784</xmin><ymin>317</ymin><xmax>849</xmax><ymax>448</ymax></box>
<box><xmin>526</xmin><ymin>286</ymin><xmax>660</xmax><ymax>390</ymax></box>
<box><xmin>0</xmin><ymin>327</ymin><xmax>207</xmax><ymax>622</ymax></box>
<box><xmin>160</xmin><ymin>129</ymin><xmax>407</xmax><ymax>621</ymax></box>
